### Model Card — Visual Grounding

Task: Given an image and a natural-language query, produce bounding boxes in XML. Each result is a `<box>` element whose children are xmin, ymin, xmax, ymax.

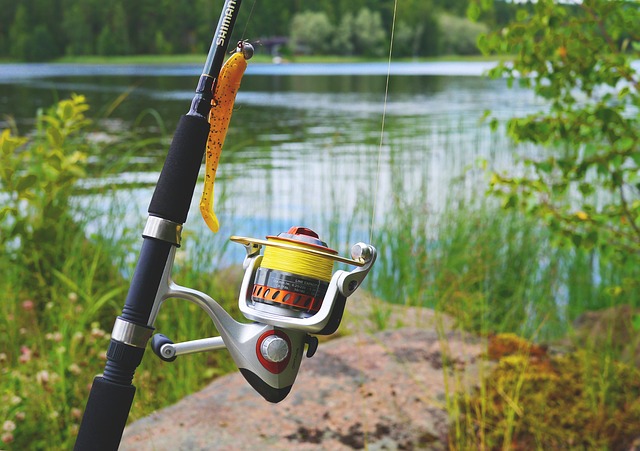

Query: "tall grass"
<box><xmin>0</xmin><ymin>219</ymin><xmax>243</xmax><ymax>449</ymax></box>
<box><xmin>0</xmin><ymin>98</ymin><xmax>241</xmax><ymax>449</ymax></box>
<box><xmin>368</xmin><ymin>171</ymin><xmax>640</xmax><ymax>341</ymax></box>
<box><xmin>348</xmin><ymin>133</ymin><xmax>640</xmax><ymax>448</ymax></box>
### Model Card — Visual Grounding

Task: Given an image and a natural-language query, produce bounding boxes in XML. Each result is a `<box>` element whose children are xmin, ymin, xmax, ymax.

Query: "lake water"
<box><xmin>0</xmin><ymin>61</ymin><xmax>541</xmax><ymax>269</ymax></box>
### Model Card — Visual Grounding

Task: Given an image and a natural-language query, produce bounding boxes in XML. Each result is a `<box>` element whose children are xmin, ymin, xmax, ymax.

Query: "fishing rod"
<box><xmin>74</xmin><ymin>1</ymin><xmax>243</xmax><ymax>448</ymax></box>
<box><xmin>75</xmin><ymin>0</ymin><xmax>375</xmax><ymax>449</ymax></box>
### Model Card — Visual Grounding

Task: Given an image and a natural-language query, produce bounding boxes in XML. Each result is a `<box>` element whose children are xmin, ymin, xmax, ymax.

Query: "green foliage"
<box><xmin>369</xmin><ymin>151</ymin><xmax>639</xmax><ymax>340</ymax></box>
<box><xmin>0</xmin><ymin>95</ymin><xmax>92</xmax><ymax>293</ymax></box>
<box><xmin>352</xmin><ymin>8</ymin><xmax>388</xmax><ymax>57</ymax></box>
<box><xmin>0</xmin><ymin>98</ymin><xmax>243</xmax><ymax>449</ymax></box>
<box><xmin>395</xmin><ymin>0</ymin><xmax>441</xmax><ymax>57</ymax></box>
<box><xmin>8</xmin><ymin>5</ymin><xmax>30</xmax><ymax>60</ymax></box>
<box><xmin>0</xmin><ymin>223</ymin><xmax>240</xmax><ymax>450</ymax></box>
<box><xmin>476</xmin><ymin>0</ymin><xmax>640</xmax><ymax>265</ymax></box>
<box><xmin>289</xmin><ymin>8</ymin><xmax>388</xmax><ymax>57</ymax></box>
<box><xmin>438</xmin><ymin>13</ymin><xmax>488</xmax><ymax>55</ymax></box>
<box><xmin>97</xmin><ymin>3</ymin><xmax>131</xmax><ymax>56</ymax></box>
<box><xmin>333</xmin><ymin>12</ymin><xmax>357</xmax><ymax>55</ymax></box>
<box><xmin>0</xmin><ymin>94</ymin><xmax>89</xmax><ymax>226</ymax></box>
<box><xmin>290</xmin><ymin>11</ymin><xmax>335</xmax><ymax>55</ymax></box>
<box><xmin>62</xmin><ymin>4</ymin><xmax>93</xmax><ymax>56</ymax></box>
<box><xmin>0</xmin><ymin>0</ymin><xmax>513</xmax><ymax>60</ymax></box>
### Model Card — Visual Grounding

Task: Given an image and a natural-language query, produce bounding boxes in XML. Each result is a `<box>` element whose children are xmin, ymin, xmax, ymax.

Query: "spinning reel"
<box><xmin>148</xmin><ymin>226</ymin><xmax>376</xmax><ymax>402</ymax></box>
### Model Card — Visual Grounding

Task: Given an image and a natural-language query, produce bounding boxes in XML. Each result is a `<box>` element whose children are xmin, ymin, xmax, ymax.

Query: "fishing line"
<box><xmin>369</xmin><ymin>0</ymin><xmax>399</xmax><ymax>245</ymax></box>
<box><xmin>262</xmin><ymin>242</ymin><xmax>335</xmax><ymax>282</ymax></box>
<box><xmin>240</xmin><ymin>0</ymin><xmax>258</xmax><ymax>42</ymax></box>
<box><xmin>238</xmin><ymin>2</ymin><xmax>398</xmax><ymax>319</ymax></box>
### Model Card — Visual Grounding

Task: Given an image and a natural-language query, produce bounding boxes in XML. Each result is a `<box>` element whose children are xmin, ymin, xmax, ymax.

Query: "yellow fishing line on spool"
<box><xmin>261</xmin><ymin>239</ymin><xmax>334</xmax><ymax>282</ymax></box>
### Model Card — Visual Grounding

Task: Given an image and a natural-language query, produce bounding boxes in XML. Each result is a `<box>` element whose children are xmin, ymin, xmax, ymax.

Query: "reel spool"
<box><xmin>232</xmin><ymin>226</ymin><xmax>376</xmax><ymax>334</ymax></box>
<box><xmin>250</xmin><ymin>227</ymin><xmax>337</xmax><ymax>319</ymax></box>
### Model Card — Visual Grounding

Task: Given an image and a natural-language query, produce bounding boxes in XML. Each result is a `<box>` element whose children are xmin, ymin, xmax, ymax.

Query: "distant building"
<box><xmin>256</xmin><ymin>36</ymin><xmax>289</xmax><ymax>56</ymax></box>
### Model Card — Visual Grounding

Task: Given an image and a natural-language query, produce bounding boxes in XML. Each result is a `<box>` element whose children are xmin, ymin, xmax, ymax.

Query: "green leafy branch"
<box><xmin>473</xmin><ymin>0</ymin><xmax>640</xmax><ymax>259</ymax></box>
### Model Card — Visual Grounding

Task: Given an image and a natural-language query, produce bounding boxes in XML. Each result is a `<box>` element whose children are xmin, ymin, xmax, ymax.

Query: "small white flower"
<box><xmin>36</xmin><ymin>370</ymin><xmax>50</xmax><ymax>385</ymax></box>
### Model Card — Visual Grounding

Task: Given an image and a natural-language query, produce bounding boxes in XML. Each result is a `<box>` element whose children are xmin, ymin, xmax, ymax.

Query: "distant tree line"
<box><xmin>0</xmin><ymin>0</ymin><xmax>520</xmax><ymax>61</ymax></box>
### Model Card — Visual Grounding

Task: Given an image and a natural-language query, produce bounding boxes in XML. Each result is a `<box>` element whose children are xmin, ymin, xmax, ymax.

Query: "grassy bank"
<box><xmin>1</xmin><ymin>96</ymin><xmax>638</xmax><ymax>449</ymax></box>
<box><xmin>369</xmin><ymin>188</ymin><xmax>640</xmax><ymax>341</ymax></box>
<box><xmin>0</xmin><ymin>97</ymin><xmax>240</xmax><ymax>449</ymax></box>
<box><xmin>48</xmin><ymin>53</ymin><xmax>511</xmax><ymax>65</ymax></box>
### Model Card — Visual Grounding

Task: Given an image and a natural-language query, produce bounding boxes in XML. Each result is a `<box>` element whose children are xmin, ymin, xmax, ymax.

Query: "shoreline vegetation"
<box><xmin>1</xmin><ymin>1</ymin><xmax>639</xmax><ymax>448</ymax></box>
<box><xmin>1</xmin><ymin>90</ymin><xmax>638</xmax><ymax>449</ymax></box>
<box><xmin>0</xmin><ymin>53</ymin><xmax>514</xmax><ymax>66</ymax></box>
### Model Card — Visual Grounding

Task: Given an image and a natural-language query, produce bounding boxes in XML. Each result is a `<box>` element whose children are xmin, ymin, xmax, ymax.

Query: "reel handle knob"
<box><xmin>151</xmin><ymin>334</ymin><xmax>176</xmax><ymax>362</ymax></box>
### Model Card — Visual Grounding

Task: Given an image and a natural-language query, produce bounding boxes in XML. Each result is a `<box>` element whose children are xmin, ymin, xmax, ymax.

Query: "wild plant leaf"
<box><xmin>15</xmin><ymin>174</ymin><xmax>38</xmax><ymax>192</ymax></box>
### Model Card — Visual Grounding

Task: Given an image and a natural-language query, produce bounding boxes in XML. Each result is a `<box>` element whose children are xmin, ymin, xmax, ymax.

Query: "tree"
<box><xmin>63</xmin><ymin>3</ymin><xmax>93</xmax><ymax>55</ymax></box>
<box><xmin>438</xmin><ymin>13</ymin><xmax>487</xmax><ymax>55</ymax></box>
<box><xmin>333</xmin><ymin>12</ymin><xmax>356</xmax><ymax>55</ymax></box>
<box><xmin>396</xmin><ymin>0</ymin><xmax>440</xmax><ymax>57</ymax></box>
<box><xmin>474</xmin><ymin>1</ymin><xmax>640</xmax><ymax>264</ymax></box>
<box><xmin>331</xmin><ymin>8</ymin><xmax>387</xmax><ymax>57</ymax></box>
<box><xmin>0</xmin><ymin>0</ymin><xmax>18</xmax><ymax>57</ymax></box>
<box><xmin>8</xmin><ymin>5</ymin><xmax>30</xmax><ymax>60</ymax></box>
<box><xmin>28</xmin><ymin>25</ymin><xmax>58</xmax><ymax>61</ymax></box>
<box><xmin>97</xmin><ymin>2</ymin><xmax>131</xmax><ymax>55</ymax></box>
<box><xmin>353</xmin><ymin>8</ymin><xmax>387</xmax><ymax>57</ymax></box>
<box><xmin>290</xmin><ymin>11</ymin><xmax>334</xmax><ymax>54</ymax></box>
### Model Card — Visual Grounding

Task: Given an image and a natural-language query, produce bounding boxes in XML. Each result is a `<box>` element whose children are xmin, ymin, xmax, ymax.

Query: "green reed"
<box><xmin>0</xmin><ymin>97</ymin><xmax>238</xmax><ymax>449</ymax></box>
<box><xmin>356</xmin><ymin>126</ymin><xmax>640</xmax><ymax>449</ymax></box>
<box><xmin>364</xmin><ymin>159</ymin><xmax>639</xmax><ymax>342</ymax></box>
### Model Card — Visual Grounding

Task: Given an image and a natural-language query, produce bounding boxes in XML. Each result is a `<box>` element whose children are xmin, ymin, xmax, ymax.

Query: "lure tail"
<box><xmin>200</xmin><ymin>47</ymin><xmax>250</xmax><ymax>233</ymax></box>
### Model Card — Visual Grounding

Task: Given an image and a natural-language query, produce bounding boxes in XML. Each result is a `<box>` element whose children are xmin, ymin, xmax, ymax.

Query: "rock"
<box><xmin>121</xmin><ymin>299</ymin><xmax>484</xmax><ymax>450</ymax></box>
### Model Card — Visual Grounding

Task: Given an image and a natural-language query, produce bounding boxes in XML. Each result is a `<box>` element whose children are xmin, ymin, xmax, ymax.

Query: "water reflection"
<box><xmin>1</xmin><ymin>62</ymin><xmax>541</xmax><ymax>268</ymax></box>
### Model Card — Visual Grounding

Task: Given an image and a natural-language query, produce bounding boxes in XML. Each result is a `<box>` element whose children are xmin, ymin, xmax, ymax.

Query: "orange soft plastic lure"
<box><xmin>200</xmin><ymin>50</ymin><xmax>248</xmax><ymax>233</ymax></box>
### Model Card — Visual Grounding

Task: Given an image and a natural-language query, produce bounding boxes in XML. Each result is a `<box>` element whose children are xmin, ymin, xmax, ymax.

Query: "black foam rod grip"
<box><xmin>148</xmin><ymin>114</ymin><xmax>210</xmax><ymax>224</ymax></box>
<box><xmin>74</xmin><ymin>377</ymin><xmax>136</xmax><ymax>451</ymax></box>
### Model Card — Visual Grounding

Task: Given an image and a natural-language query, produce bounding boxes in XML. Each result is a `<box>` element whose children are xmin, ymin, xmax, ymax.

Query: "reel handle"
<box><xmin>150</xmin><ymin>334</ymin><xmax>176</xmax><ymax>362</ymax></box>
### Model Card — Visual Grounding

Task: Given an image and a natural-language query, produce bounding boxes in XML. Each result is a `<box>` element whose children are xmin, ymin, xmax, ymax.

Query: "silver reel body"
<box><xmin>146</xmin><ymin>233</ymin><xmax>376</xmax><ymax>403</ymax></box>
